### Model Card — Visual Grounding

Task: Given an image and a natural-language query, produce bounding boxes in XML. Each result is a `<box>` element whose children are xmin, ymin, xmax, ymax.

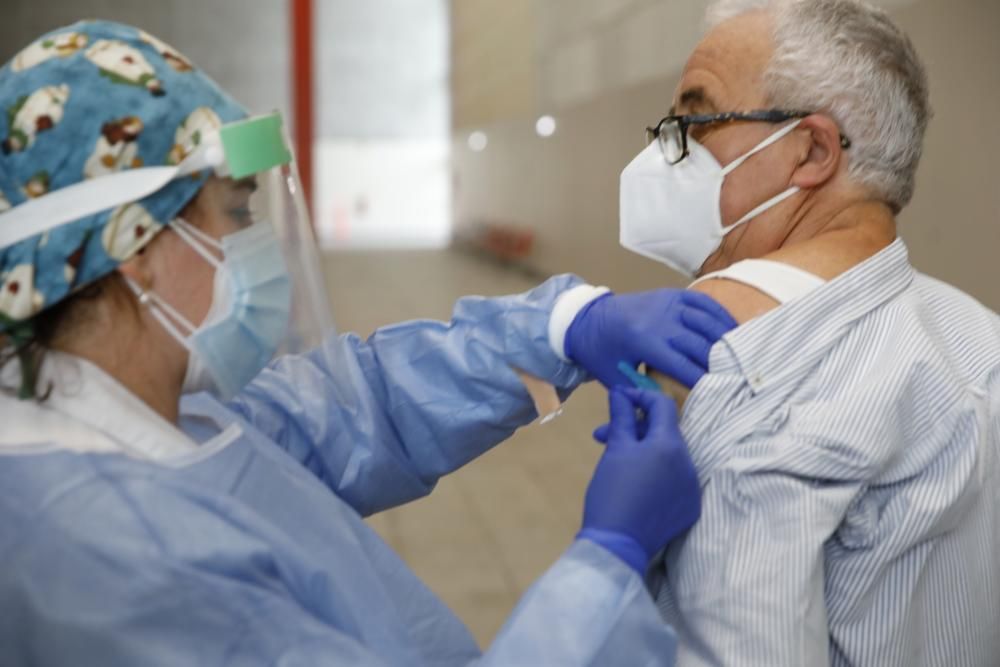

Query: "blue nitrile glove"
<box><xmin>577</xmin><ymin>388</ymin><xmax>701</xmax><ymax>575</ymax></box>
<box><xmin>564</xmin><ymin>289</ymin><xmax>737</xmax><ymax>389</ymax></box>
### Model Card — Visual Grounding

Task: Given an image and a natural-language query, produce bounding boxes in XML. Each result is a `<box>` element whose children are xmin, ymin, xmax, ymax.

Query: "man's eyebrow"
<box><xmin>670</xmin><ymin>87</ymin><xmax>718</xmax><ymax>116</ymax></box>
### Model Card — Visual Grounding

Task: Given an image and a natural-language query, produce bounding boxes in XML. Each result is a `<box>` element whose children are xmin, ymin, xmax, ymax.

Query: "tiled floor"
<box><xmin>321</xmin><ymin>249</ymin><xmax>609</xmax><ymax>647</ymax></box>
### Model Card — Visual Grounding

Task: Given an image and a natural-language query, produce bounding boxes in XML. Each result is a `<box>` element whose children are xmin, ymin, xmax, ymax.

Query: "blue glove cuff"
<box><xmin>562</xmin><ymin>290</ymin><xmax>614</xmax><ymax>361</ymax></box>
<box><xmin>577</xmin><ymin>528</ymin><xmax>649</xmax><ymax>576</ymax></box>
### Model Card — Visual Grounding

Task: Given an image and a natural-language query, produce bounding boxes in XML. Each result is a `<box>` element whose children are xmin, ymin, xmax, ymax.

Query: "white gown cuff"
<box><xmin>548</xmin><ymin>284</ymin><xmax>611</xmax><ymax>362</ymax></box>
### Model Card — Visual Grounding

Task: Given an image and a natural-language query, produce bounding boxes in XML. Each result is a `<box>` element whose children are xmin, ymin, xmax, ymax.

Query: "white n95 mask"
<box><xmin>619</xmin><ymin>120</ymin><xmax>802</xmax><ymax>277</ymax></box>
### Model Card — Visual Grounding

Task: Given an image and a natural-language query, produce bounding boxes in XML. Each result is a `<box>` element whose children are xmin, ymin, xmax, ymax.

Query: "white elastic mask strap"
<box><xmin>170</xmin><ymin>218</ymin><xmax>224</xmax><ymax>269</ymax></box>
<box><xmin>718</xmin><ymin>119</ymin><xmax>803</xmax><ymax>233</ymax></box>
<box><xmin>728</xmin><ymin>185</ymin><xmax>801</xmax><ymax>230</ymax></box>
<box><xmin>720</xmin><ymin>119</ymin><xmax>803</xmax><ymax>177</ymax></box>
<box><xmin>124</xmin><ymin>276</ymin><xmax>197</xmax><ymax>349</ymax></box>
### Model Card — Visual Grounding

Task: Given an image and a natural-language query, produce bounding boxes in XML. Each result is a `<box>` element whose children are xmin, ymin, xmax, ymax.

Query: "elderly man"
<box><xmin>616</xmin><ymin>0</ymin><xmax>1000</xmax><ymax>664</ymax></box>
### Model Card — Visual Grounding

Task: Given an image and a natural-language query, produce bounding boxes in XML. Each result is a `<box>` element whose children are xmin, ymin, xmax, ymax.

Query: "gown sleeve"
<box><xmin>0</xmin><ymin>469</ymin><xmax>678</xmax><ymax>666</ymax></box>
<box><xmin>226</xmin><ymin>274</ymin><xmax>591</xmax><ymax>515</ymax></box>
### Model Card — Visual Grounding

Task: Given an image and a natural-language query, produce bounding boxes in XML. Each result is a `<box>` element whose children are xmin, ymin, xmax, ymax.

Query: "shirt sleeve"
<box><xmin>661</xmin><ymin>464</ymin><xmax>862</xmax><ymax>666</ymax></box>
<box><xmin>226</xmin><ymin>274</ymin><xmax>590</xmax><ymax>516</ymax></box>
<box><xmin>482</xmin><ymin>539</ymin><xmax>679</xmax><ymax>666</ymax></box>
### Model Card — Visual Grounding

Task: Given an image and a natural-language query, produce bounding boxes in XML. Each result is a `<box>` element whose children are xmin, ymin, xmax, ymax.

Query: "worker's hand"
<box><xmin>564</xmin><ymin>289</ymin><xmax>737</xmax><ymax>389</ymax></box>
<box><xmin>578</xmin><ymin>388</ymin><xmax>701</xmax><ymax>575</ymax></box>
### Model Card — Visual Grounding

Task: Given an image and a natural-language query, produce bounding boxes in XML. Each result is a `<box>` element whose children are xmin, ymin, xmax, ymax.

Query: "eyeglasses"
<box><xmin>645</xmin><ymin>109</ymin><xmax>852</xmax><ymax>165</ymax></box>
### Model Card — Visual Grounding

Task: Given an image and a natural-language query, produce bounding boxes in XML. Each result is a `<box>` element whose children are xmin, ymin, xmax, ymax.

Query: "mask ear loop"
<box><xmin>122</xmin><ymin>219</ymin><xmax>227</xmax><ymax>356</ymax></box>
<box><xmin>123</xmin><ymin>276</ymin><xmax>197</xmax><ymax>351</ymax></box>
<box><xmin>719</xmin><ymin>119</ymin><xmax>804</xmax><ymax>232</ymax></box>
<box><xmin>727</xmin><ymin>185</ymin><xmax>802</xmax><ymax>229</ymax></box>
<box><xmin>720</xmin><ymin>119</ymin><xmax>803</xmax><ymax>177</ymax></box>
<box><xmin>170</xmin><ymin>218</ymin><xmax>224</xmax><ymax>269</ymax></box>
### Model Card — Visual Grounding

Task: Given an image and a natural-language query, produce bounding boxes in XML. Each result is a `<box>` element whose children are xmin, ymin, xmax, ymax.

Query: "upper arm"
<box><xmin>688</xmin><ymin>278</ymin><xmax>781</xmax><ymax>325</ymax></box>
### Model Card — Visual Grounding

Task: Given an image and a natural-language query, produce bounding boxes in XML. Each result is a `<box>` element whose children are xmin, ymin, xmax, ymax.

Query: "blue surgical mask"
<box><xmin>128</xmin><ymin>217</ymin><xmax>292</xmax><ymax>400</ymax></box>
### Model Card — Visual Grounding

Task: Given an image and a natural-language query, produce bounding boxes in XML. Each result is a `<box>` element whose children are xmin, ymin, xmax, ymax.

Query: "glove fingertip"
<box><xmin>607</xmin><ymin>388</ymin><xmax>638</xmax><ymax>438</ymax></box>
<box><xmin>609</xmin><ymin>386</ymin><xmax>630</xmax><ymax>409</ymax></box>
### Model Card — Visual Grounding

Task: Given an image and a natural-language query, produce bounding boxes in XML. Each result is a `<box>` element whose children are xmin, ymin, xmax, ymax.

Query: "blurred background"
<box><xmin>2</xmin><ymin>0</ymin><xmax>997</xmax><ymax>646</ymax></box>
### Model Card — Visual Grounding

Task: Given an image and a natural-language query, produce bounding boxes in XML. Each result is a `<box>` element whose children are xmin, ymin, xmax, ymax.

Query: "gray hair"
<box><xmin>706</xmin><ymin>0</ymin><xmax>931</xmax><ymax>212</ymax></box>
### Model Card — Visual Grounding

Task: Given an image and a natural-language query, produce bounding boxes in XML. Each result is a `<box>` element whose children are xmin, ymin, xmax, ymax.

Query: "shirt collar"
<box><xmin>709</xmin><ymin>238</ymin><xmax>914</xmax><ymax>392</ymax></box>
<box><xmin>14</xmin><ymin>351</ymin><xmax>199</xmax><ymax>459</ymax></box>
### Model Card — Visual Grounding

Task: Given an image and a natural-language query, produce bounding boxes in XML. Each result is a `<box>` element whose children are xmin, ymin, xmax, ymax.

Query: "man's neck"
<box><xmin>690</xmin><ymin>196</ymin><xmax>899</xmax><ymax>325</ymax></box>
<box><xmin>785</xmin><ymin>193</ymin><xmax>895</xmax><ymax>243</ymax></box>
<box><xmin>767</xmin><ymin>198</ymin><xmax>897</xmax><ymax>280</ymax></box>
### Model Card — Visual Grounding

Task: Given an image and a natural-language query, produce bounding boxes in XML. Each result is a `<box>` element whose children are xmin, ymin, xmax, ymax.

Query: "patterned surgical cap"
<box><xmin>0</xmin><ymin>20</ymin><xmax>247</xmax><ymax>331</ymax></box>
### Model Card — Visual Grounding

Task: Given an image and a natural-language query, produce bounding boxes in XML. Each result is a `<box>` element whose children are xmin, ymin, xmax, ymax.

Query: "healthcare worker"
<box><xmin>0</xmin><ymin>22</ymin><xmax>736</xmax><ymax>665</ymax></box>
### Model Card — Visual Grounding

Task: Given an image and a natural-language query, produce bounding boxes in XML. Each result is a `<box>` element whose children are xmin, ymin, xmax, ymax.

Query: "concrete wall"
<box><xmin>0</xmin><ymin>0</ymin><xmax>290</xmax><ymax>126</ymax></box>
<box><xmin>891</xmin><ymin>0</ymin><xmax>1000</xmax><ymax>310</ymax></box>
<box><xmin>451</xmin><ymin>0</ymin><xmax>1000</xmax><ymax>311</ymax></box>
<box><xmin>451</xmin><ymin>0</ymin><xmax>538</xmax><ymax>129</ymax></box>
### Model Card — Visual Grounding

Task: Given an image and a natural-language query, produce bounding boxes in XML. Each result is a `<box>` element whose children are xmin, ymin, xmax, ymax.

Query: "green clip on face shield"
<box><xmin>218</xmin><ymin>113</ymin><xmax>294</xmax><ymax>181</ymax></box>
<box><xmin>0</xmin><ymin>111</ymin><xmax>335</xmax><ymax>355</ymax></box>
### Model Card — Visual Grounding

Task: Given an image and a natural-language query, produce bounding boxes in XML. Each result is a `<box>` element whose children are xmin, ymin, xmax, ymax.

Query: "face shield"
<box><xmin>0</xmin><ymin>111</ymin><xmax>335</xmax><ymax>370</ymax></box>
<box><xmin>214</xmin><ymin>113</ymin><xmax>335</xmax><ymax>355</ymax></box>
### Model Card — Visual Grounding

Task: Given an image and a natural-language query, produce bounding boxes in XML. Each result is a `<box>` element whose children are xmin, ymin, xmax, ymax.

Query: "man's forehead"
<box><xmin>673</xmin><ymin>12</ymin><xmax>774</xmax><ymax>113</ymax></box>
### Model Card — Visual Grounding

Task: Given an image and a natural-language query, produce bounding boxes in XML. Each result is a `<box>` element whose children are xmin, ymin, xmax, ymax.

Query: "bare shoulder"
<box><xmin>690</xmin><ymin>278</ymin><xmax>780</xmax><ymax>325</ymax></box>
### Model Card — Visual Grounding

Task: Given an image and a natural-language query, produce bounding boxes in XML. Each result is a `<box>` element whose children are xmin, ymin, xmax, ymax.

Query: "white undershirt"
<box><xmin>691</xmin><ymin>259</ymin><xmax>827</xmax><ymax>305</ymax></box>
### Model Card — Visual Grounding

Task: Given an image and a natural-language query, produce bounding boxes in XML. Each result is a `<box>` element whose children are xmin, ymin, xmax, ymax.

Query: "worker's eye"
<box><xmin>228</xmin><ymin>206</ymin><xmax>255</xmax><ymax>227</ymax></box>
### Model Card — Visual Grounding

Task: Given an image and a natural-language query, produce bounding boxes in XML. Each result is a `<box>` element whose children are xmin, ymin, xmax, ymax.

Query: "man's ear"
<box><xmin>790</xmin><ymin>114</ymin><xmax>846</xmax><ymax>190</ymax></box>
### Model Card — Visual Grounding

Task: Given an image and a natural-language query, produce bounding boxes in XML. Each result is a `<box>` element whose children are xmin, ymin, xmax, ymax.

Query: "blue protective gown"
<box><xmin>0</xmin><ymin>275</ymin><xmax>678</xmax><ymax>665</ymax></box>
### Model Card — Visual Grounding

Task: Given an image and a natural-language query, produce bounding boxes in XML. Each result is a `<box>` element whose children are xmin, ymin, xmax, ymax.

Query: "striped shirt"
<box><xmin>651</xmin><ymin>239</ymin><xmax>1000</xmax><ymax>666</ymax></box>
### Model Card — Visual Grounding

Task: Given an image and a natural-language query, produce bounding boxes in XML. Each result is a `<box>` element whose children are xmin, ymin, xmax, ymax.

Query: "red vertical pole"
<box><xmin>291</xmin><ymin>0</ymin><xmax>314</xmax><ymax>213</ymax></box>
